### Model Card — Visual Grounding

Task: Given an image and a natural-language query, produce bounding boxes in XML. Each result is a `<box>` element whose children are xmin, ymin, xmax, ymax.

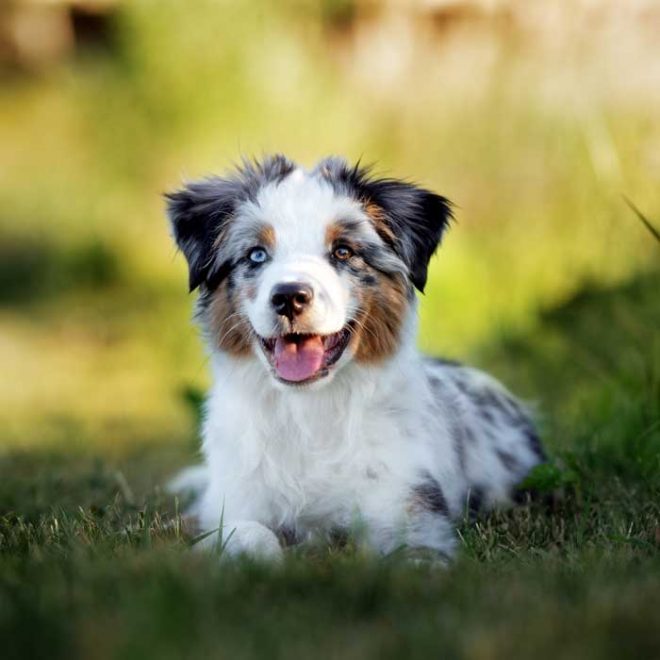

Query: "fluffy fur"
<box><xmin>166</xmin><ymin>155</ymin><xmax>544</xmax><ymax>561</ymax></box>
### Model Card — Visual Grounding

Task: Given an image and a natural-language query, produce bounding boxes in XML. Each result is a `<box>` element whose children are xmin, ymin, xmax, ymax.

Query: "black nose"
<box><xmin>271</xmin><ymin>282</ymin><xmax>314</xmax><ymax>319</ymax></box>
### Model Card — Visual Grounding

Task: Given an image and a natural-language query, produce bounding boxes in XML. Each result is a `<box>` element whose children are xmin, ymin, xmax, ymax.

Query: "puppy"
<box><xmin>166</xmin><ymin>155</ymin><xmax>544</xmax><ymax>560</ymax></box>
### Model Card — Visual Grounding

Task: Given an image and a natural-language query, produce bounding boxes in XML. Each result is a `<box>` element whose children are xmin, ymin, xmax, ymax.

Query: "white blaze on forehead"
<box><xmin>243</xmin><ymin>170</ymin><xmax>368</xmax><ymax>256</ymax></box>
<box><xmin>288</xmin><ymin>167</ymin><xmax>306</xmax><ymax>184</ymax></box>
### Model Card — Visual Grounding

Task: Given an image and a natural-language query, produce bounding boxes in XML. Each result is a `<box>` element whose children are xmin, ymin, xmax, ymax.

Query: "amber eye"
<box><xmin>332</xmin><ymin>245</ymin><xmax>353</xmax><ymax>261</ymax></box>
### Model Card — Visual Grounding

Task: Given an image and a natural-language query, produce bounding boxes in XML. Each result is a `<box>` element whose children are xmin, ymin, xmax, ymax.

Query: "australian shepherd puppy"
<box><xmin>166</xmin><ymin>154</ymin><xmax>544</xmax><ymax>561</ymax></box>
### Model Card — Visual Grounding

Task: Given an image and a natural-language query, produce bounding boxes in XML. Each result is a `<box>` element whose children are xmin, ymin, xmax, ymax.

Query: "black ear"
<box><xmin>165</xmin><ymin>178</ymin><xmax>237</xmax><ymax>291</ymax></box>
<box><xmin>318</xmin><ymin>160</ymin><xmax>453</xmax><ymax>292</ymax></box>
<box><xmin>361</xmin><ymin>178</ymin><xmax>452</xmax><ymax>292</ymax></box>
<box><xmin>166</xmin><ymin>155</ymin><xmax>295</xmax><ymax>291</ymax></box>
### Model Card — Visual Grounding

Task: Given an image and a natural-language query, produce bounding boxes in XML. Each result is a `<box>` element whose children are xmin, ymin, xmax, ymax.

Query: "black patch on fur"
<box><xmin>343</xmin><ymin>265</ymin><xmax>378</xmax><ymax>287</ymax></box>
<box><xmin>471</xmin><ymin>388</ymin><xmax>501</xmax><ymax>415</ymax></box>
<box><xmin>525</xmin><ymin>428</ymin><xmax>546</xmax><ymax>461</ymax></box>
<box><xmin>357</xmin><ymin>244</ymin><xmax>408</xmax><ymax>285</ymax></box>
<box><xmin>495</xmin><ymin>448</ymin><xmax>520</xmax><ymax>473</ymax></box>
<box><xmin>425</xmin><ymin>368</ymin><xmax>468</xmax><ymax>475</ymax></box>
<box><xmin>491</xmin><ymin>393</ymin><xmax>546</xmax><ymax>463</ymax></box>
<box><xmin>428</xmin><ymin>356</ymin><xmax>463</xmax><ymax>368</ymax></box>
<box><xmin>448</xmin><ymin>373</ymin><xmax>545</xmax><ymax>462</ymax></box>
<box><xmin>359</xmin><ymin>273</ymin><xmax>378</xmax><ymax>286</ymax></box>
<box><xmin>480</xmin><ymin>407</ymin><xmax>495</xmax><ymax>424</ymax></box>
<box><xmin>317</xmin><ymin>157</ymin><xmax>453</xmax><ymax>292</ymax></box>
<box><xmin>277</xmin><ymin>526</ymin><xmax>300</xmax><ymax>547</ymax></box>
<box><xmin>465</xmin><ymin>486</ymin><xmax>484</xmax><ymax>518</ymax></box>
<box><xmin>166</xmin><ymin>154</ymin><xmax>294</xmax><ymax>291</ymax></box>
<box><xmin>349</xmin><ymin>261</ymin><xmax>380</xmax><ymax>287</ymax></box>
<box><xmin>366</xmin><ymin>467</ymin><xmax>379</xmax><ymax>480</ymax></box>
<box><xmin>463</xmin><ymin>425</ymin><xmax>479</xmax><ymax>446</ymax></box>
<box><xmin>452</xmin><ymin>377</ymin><xmax>470</xmax><ymax>397</ymax></box>
<box><xmin>414</xmin><ymin>476</ymin><xmax>449</xmax><ymax>517</ymax></box>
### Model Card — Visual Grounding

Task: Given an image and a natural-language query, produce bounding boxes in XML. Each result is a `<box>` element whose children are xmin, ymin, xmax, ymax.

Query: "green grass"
<box><xmin>2</xmin><ymin>269</ymin><xmax>658</xmax><ymax>660</ymax></box>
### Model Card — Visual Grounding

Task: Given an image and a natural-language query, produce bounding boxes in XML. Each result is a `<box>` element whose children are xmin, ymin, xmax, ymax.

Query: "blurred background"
<box><xmin>1</xmin><ymin>0</ymin><xmax>658</xmax><ymax>456</ymax></box>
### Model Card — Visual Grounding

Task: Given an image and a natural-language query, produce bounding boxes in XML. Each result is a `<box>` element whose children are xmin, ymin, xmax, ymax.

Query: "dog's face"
<box><xmin>167</xmin><ymin>156</ymin><xmax>452</xmax><ymax>388</ymax></box>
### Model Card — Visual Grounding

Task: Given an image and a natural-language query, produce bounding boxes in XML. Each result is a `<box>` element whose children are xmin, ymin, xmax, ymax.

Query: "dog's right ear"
<box><xmin>166</xmin><ymin>155</ymin><xmax>295</xmax><ymax>291</ymax></box>
<box><xmin>165</xmin><ymin>178</ymin><xmax>237</xmax><ymax>292</ymax></box>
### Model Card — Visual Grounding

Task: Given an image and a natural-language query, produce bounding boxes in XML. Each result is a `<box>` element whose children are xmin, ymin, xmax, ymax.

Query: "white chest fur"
<box><xmin>197</xmin><ymin>348</ymin><xmax>462</xmax><ymax>539</ymax></box>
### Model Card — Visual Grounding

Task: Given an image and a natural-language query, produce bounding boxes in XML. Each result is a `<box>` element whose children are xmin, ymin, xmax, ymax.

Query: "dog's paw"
<box><xmin>399</xmin><ymin>546</ymin><xmax>452</xmax><ymax>568</ymax></box>
<box><xmin>196</xmin><ymin>520</ymin><xmax>283</xmax><ymax>561</ymax></box>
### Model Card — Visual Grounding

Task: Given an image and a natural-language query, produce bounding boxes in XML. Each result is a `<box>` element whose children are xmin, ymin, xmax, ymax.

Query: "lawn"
<box><xmin>1</xmin><ymin>3</ymin><xmax>659</xmax><ymax>658</ymax></box>
<box><xmin>2</xmin><ymin>267</ymin><xmax>658</xmax><ymax>660</ymax></box>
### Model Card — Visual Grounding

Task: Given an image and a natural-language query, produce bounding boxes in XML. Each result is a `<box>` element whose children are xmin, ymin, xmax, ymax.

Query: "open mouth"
<box><xmin>258</xmin><ymin>324</ymin><xmax>353</xmax><ymax>384</ymax></box>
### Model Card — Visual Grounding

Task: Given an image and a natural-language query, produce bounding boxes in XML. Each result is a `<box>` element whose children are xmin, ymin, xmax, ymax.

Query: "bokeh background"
<box><xmin>1</xmin><ymin>0</ymin><xmax>658</xmax><ymax>453</ymax></box>
<box><xmin>2</xmin><ymin>3</ymin><xmax>660</xmax><ymax>658</ymax></box>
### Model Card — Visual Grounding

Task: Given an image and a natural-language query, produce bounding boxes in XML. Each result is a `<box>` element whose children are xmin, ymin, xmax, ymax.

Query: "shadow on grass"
<box><xmin>482</xmin><ymin>268</ymin><xmax>658</xmax><ymax>402</ymax></box>
<box><xmin>481</xmin><ymin>267</ymin><xmax>659</xmax><ymax>474</ymax></box>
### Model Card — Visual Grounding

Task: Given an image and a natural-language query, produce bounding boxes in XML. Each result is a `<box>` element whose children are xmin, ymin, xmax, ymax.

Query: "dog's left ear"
<box><xmin>320</xmin><ymin>159</ymin><xmax>453</xmax><ymax>292</ymax></box>
<box><xmin>362</xmin><ymin>178</ymin><xmax>453</xmax><ymax>292</ymax></box>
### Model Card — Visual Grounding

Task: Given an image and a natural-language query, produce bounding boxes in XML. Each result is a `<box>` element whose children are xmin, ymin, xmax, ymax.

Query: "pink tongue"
<box><xmin>274</xmin><ymin>335</ymin><xmax>325</xmax><ymax>382</ymax></box>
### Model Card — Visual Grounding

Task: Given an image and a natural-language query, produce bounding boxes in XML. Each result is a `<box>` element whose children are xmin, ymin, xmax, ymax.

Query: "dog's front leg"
<box><xmin>361</xmin><ymin>511</ymin><xmax>457</xmax><ymax>564</ymax></box>
<box><xmin>354</xmin><ymin>479</ymin><xmax>458</xmax><ymax>563</ymax></box>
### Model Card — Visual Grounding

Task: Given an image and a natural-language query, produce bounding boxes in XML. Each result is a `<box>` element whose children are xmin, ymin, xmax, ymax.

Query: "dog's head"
<box><xmin>167</xmin><ymin>155</ymin><xmax>452</xmax><ymax>388</ymax></box>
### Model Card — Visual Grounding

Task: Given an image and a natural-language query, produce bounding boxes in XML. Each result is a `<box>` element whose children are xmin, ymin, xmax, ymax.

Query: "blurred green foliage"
<box><xmin>0</xmin><ymin>1</ymin><xmax>658</xmax><ymax>448</ymax></box>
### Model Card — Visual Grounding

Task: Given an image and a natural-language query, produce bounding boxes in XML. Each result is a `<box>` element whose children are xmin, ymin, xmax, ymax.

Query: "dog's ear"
<box><xmin>165</xmin><ymin>177</ymin><xmax>239</xmax><ymax>291</ymax></box>
<box><xmin>361</xmin><ymin>178</ymin><xmax>453</xmax><ymax>292</ymax></box>
<box><xmin>319</xmin><ymin>160</ymin><xmax>453</xmax><ymax>292</ymax></box>
<box><xmin>166</xmin><ymin>155</ymin><xmax>295</xmax><ymax>292</ymax></box>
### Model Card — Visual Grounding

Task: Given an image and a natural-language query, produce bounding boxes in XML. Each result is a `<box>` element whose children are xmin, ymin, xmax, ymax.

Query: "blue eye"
<box><xmin>248</xmin><ymin>247</ymin><xmax>268</xmax><ymax>264</ymax></box>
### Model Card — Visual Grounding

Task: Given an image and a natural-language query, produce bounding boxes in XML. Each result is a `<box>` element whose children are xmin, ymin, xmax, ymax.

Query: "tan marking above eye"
<box><xmin>364</xmin><ymin>202</ymin><xmax>395</xmax><ymax>244</ymax></box>
<box><xmin>325</xmin><ymin>221</ymin><xmax>345</xmax><ymax>247</ymax></box>
<box><xmin>257</xmin><ymin>223</ymin><xmax>276</xmax><ymax>249</ymax></box>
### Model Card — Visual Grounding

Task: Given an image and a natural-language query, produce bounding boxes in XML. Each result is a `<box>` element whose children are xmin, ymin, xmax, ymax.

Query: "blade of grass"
<box><xmin>623</xmin><ymin>196</ymin><xmax>660</xmax><ymax>243</ymax></box>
